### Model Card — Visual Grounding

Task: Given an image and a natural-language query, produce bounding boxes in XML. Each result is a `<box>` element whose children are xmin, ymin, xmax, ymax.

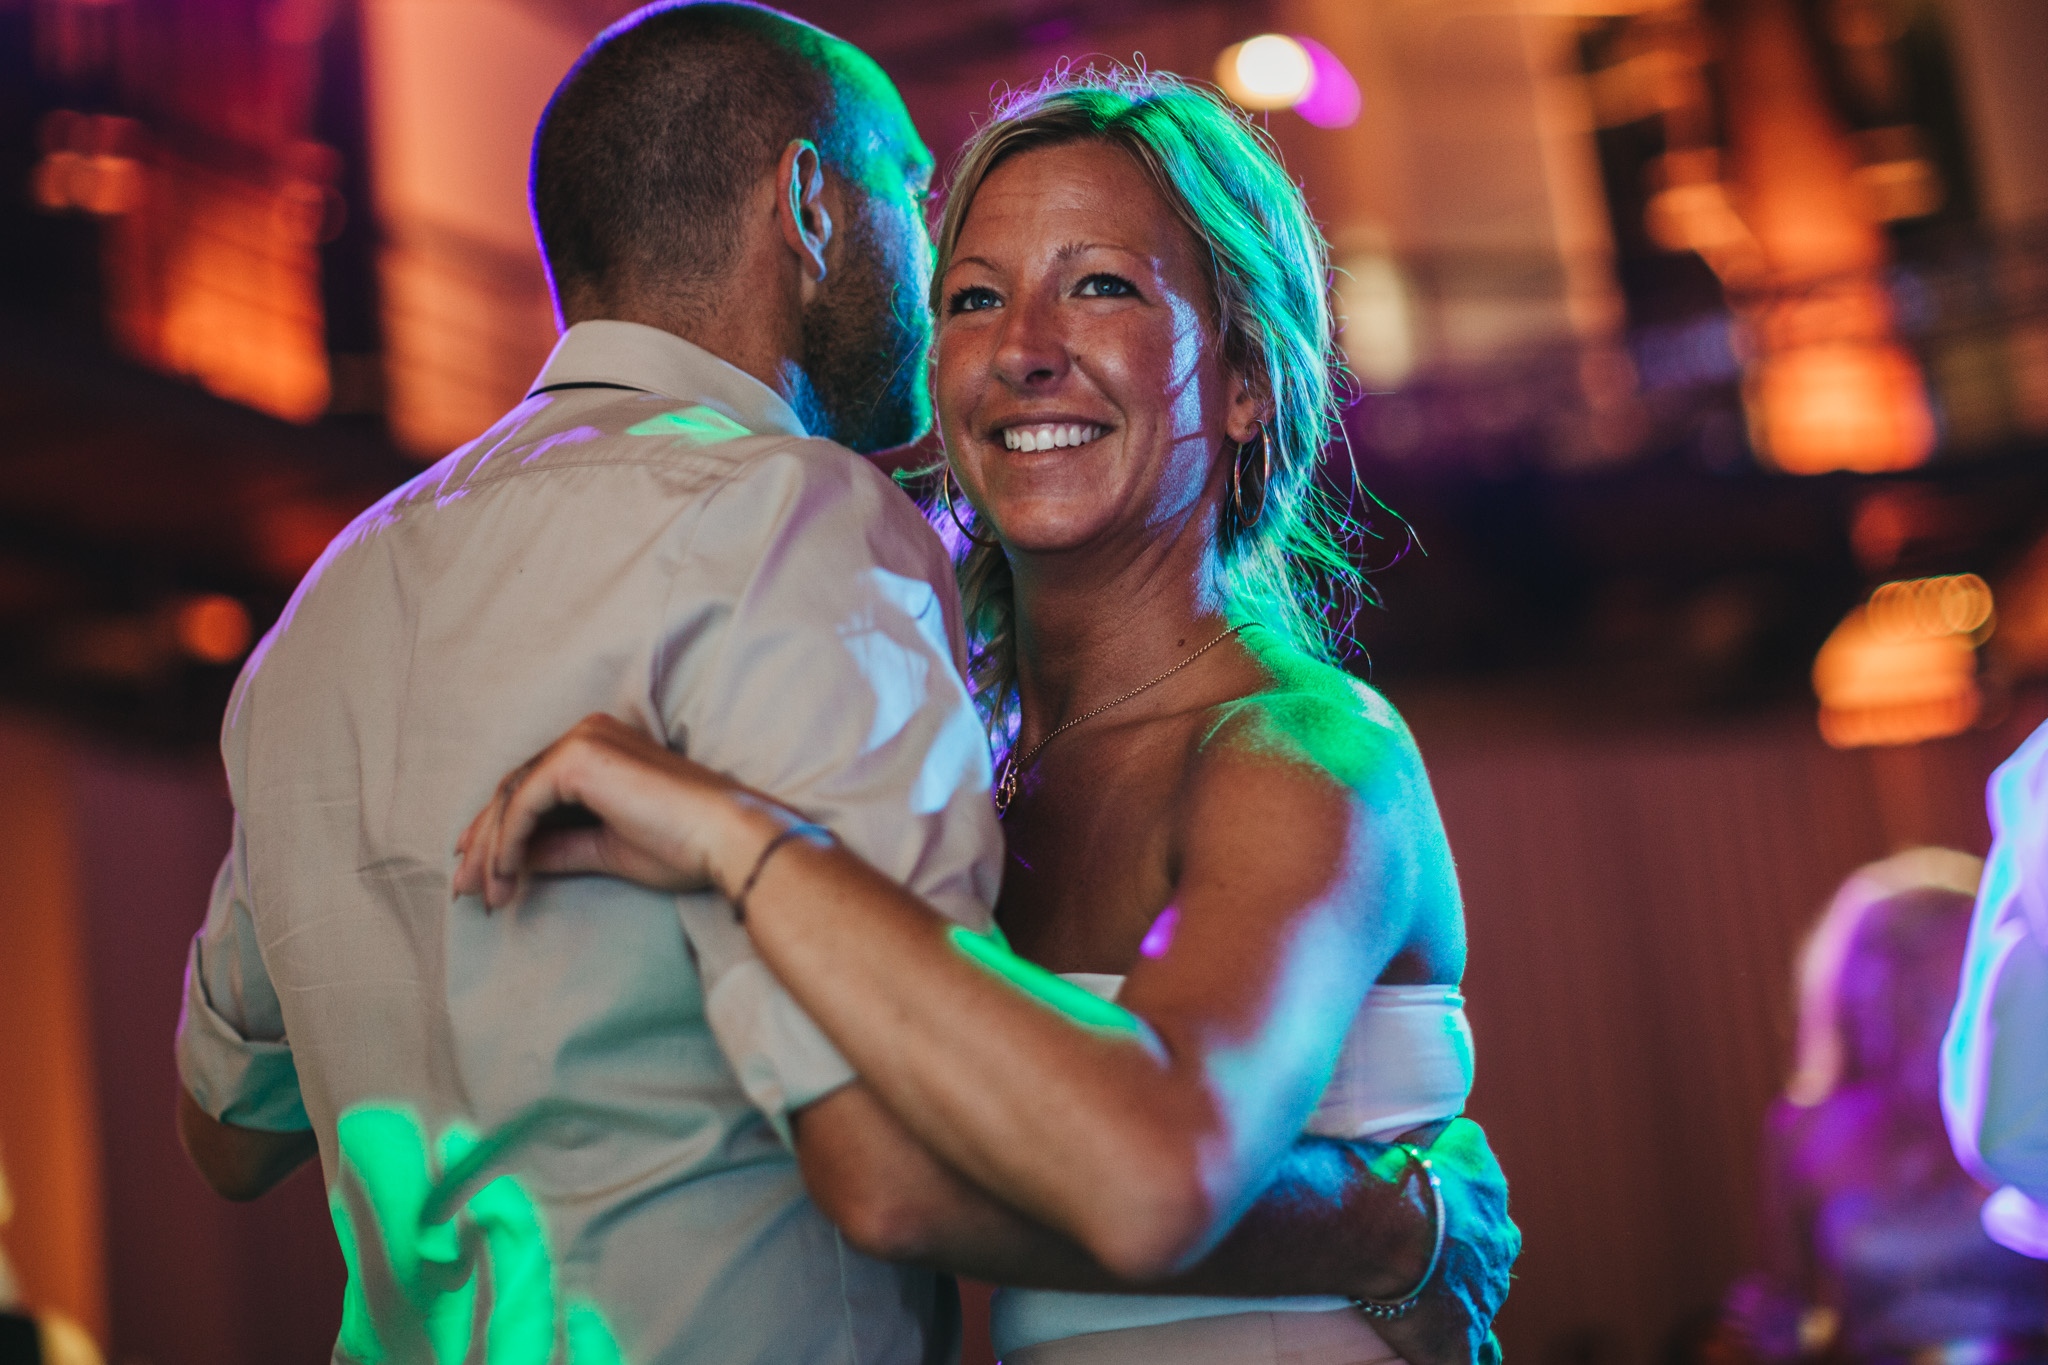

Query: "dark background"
<box><xmin>2</xmin><ymin>0</ymin><xmax>2045</xmax><ymax>1361</ymax></box>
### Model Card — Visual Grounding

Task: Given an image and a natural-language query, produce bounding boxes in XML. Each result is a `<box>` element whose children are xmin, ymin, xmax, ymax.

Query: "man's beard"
<box><xmin>795</xmin><ymin>206</ymin><xmax>931</xmax><ymax>455</ymax></box>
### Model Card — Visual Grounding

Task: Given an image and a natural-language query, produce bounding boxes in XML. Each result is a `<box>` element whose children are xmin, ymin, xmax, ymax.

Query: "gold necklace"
<box><xmin>993</xmin><ymin>623</ymin><xmax>1248</xmax><ymax>817</ymax></box>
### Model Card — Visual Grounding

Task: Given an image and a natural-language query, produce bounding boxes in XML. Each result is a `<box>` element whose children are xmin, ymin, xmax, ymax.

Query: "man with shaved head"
<box><xmin>529</xmin><ymin>0</ymin><xmax>933</xmax><ymax>453</ymax></box>
<box><xmin>172</xmin><ymin>5</ymin><xmax>1511</xmax><ymax>1361</ymax></box>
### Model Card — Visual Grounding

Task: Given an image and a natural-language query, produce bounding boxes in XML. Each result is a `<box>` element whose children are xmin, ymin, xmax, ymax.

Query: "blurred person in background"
<box><xmin>0</xmin><ymin>1149</ymin><xmax>101</xmax><ymax>1365</ymax></box>
<box><xmin>1944</xmin><ymin>719</ymin><xmax>2048</xmax><ymax>1258</ymax></box>
<box><xmin>1726</xmin><ymin>849</ymin><xmax>2048</xmax><ymax>1362</ymax></box>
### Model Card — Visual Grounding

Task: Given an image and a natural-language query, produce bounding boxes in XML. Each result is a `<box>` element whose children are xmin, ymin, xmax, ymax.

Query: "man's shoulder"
<box><xmin>414</xmin><ymin>394</ymin><xmax>929</xmax><ymax>536</ymax></box>
<box><xmin>424</xmin><ymin>392</ymin><xmax>788</xmax><ymax>495</ymax></box>
<box><xmin>703</xmin><ymin>436</ymin><xmax>950</xmax><ymax>573</ymax></box>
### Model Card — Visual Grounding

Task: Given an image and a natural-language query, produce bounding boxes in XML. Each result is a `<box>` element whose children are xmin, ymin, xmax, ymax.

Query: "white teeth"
<box><xmin>1001</xmin><ymin>423</ymin><xmax>1106</xmax><ymax>451</ymax></box>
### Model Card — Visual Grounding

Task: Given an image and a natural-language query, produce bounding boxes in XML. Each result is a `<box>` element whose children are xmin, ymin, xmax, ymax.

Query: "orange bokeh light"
<box><xmin>175</xmin><ymin>594</ymin><xmax>252</xmax><ymax>665</ymax></box>
<box><xmin>1747</xmin><ymin>343</ymin><xmax>1934</xmax><ymax>475</ymax></box>
<box><xmin>1813</xmin><ymin>575</ymin><xmax>1994</xmax><ymax>748</ymax></box>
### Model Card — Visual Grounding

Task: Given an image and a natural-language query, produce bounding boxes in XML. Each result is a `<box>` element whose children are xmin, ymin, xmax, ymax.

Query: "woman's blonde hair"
<box><xmin>930</xmin><ymin>64</ymin><xmax>1372</xmax><ymax>734</ymax></box>
<box><xmin>1784</xmin><ymin>846</ymin><xmax>1982</xmax><ymax>1106</ymax></box>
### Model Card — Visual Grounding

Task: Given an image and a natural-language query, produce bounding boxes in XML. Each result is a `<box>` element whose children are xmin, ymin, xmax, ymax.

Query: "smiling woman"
<box><xmin>927</xmin><ymin>67</ymin><xmax>1372</xmax><ymax>740</ymax></box>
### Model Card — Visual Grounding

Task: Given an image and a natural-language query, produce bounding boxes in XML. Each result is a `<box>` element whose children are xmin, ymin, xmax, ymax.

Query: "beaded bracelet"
<box><xmin>1352</xmin><ymin>1142</ymin><xmax>1446</xmax><ymax>1321</ymax></box>
<box><xmin>731</xmin><ymin>821</ymin><xmax>834</xmax><ymax>922</ymax></box>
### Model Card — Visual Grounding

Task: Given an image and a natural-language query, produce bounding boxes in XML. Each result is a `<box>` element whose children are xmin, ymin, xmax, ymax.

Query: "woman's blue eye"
<box><xmin>1076</xmin><ymin>273</ymin><xmax>1137</xmax><ymax>299</ymax></box>
<box><xmin>947</xmin><ymin>286</ymin><xmax>1000</xmax><ymax>314</ymax></box>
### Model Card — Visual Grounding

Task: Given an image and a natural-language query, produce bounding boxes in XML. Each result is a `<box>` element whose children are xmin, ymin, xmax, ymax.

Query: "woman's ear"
<box><xmin>1223</xmin><ymin>372</ymin><xmax>1271</xmax><ymax>446</ymax></box>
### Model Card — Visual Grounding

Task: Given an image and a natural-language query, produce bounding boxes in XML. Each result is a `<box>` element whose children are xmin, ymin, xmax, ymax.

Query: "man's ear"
<box><xmin>776</xmin><ymin>139</ymin><xmax>832</xmax><ymax>302</ymax></box>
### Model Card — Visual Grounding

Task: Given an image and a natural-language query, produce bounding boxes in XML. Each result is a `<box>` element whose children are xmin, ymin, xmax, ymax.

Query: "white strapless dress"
<box><xmin>990</xmin><ymin>975</ymin><xmax>1475</xmax><ymax>1362</ymax></box>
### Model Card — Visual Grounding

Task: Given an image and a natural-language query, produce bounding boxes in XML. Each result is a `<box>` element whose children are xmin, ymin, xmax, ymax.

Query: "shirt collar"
<box><xmin>527</xmin><ymin>320</ymin><xmax>809</xmax><ymax>439</ymax></box>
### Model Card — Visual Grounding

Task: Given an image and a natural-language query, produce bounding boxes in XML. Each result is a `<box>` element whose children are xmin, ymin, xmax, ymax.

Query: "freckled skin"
<box><xmin>937</xmin><ymin>141</ymin><xmax>1242</xmax><ymax>561</ymax></box>
<box><xmin>934</xmin><ymin>141</ymin><xmax>1463</xmax><ymax>989</ymax></box>
<box><xmin>999</xmin><ymin>631</ymin><xmax>1463</xmax><ymax>987</ymax></box>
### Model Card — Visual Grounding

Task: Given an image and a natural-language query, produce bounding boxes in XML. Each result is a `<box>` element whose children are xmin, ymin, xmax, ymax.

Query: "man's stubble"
<box><xmin>796</xmin><ymin>192</ymin><xmax>932</xmax><ymax>455</ymax></box>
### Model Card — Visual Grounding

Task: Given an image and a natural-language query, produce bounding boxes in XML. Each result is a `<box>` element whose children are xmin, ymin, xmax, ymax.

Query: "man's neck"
<box><xmin>566</xmin><ymin>274</ymin><xmax>805</xmax><ymax>421</ymax></box>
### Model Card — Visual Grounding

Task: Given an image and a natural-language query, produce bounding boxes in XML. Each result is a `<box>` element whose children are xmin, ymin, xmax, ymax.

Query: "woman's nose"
<box><xmin>992</xmin><ymin>297</ymin><xmax>1068</xmax><ymax>389</ymax></box>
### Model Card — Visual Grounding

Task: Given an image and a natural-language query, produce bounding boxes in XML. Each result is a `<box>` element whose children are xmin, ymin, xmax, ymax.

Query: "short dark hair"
<box><xmin>530</xmin><ymin>2</ymin><xmax>852</xmax><ymax>314</ymax></box>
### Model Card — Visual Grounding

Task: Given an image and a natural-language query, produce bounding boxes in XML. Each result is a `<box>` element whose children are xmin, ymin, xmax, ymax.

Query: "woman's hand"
<box><xmin>452</xmin><ymin>713</ymin><xmax>784</xmax><ymax>909</ymax></box>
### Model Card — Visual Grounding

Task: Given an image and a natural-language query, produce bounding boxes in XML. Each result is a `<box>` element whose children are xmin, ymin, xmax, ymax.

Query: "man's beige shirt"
<box><xmin>175</xmin><ymin>320</ymin><xmax>1001</xmax><ymax>1363</ymax></box>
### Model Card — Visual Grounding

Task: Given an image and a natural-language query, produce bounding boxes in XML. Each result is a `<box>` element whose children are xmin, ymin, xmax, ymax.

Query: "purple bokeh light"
<box><xmin>1294</xmin><ymin>36</ymin><xmax>1362</xmax><ymax>129</ymax></box>
<box><xmin>1138</xmin><ymin>906</ymin><xmax>1180</xmax><ymax>959</ymax></box>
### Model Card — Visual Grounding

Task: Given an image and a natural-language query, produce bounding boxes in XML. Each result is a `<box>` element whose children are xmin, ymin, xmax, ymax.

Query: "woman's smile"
<box><xmin>998</xmin><ymin>421</ymin><xmax>1111</xmax><ymax>452</ymax></box>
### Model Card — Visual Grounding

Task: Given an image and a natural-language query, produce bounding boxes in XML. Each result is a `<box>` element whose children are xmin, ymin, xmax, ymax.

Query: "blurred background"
<box><xmin>1</xmin><ymin>0</ymin><xmax>2045</xmax><ymax>1361</ymax></box>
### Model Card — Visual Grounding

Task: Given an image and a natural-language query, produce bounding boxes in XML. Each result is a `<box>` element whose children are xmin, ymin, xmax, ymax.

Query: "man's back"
<box><xmin>177</xmin><ymin>322</ymin><xmax>999</xmax><ymax>1363</ymax></box>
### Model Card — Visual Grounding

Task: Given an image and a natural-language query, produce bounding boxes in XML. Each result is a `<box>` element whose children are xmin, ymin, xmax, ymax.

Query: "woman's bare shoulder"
<box><xmin>1179</xmin><ymin>640</ymin><xmax>1463</xmax><ymax>981</ymax></box>
<box><xmin>1193</xmin><ymin>644</ymin><xmax>1424</xmax><ymax>799</ymax></box>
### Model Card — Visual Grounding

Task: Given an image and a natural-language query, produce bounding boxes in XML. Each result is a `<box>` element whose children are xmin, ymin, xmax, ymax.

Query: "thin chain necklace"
<box><xmin>993</xmin><ymin>622</ymin><xmax>1248</xmax><ymax>817</ymax></box>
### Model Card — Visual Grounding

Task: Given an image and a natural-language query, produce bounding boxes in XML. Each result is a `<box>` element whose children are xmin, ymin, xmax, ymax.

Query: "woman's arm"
<box><xmin>795</xmin><ymin>1080</ymin><xmax>1434</xmax><ymax>1294</ymax></box>
<box><xmin>798</xmin><ymin>1086</ymin><xmax>1514</xmax><ymax>1365</ymax></box>
<box><xmin>458</xmin><ymin>701</ymin><xmax>1463</xmax><ymax>1278</ymax></box>
<box><xmin>735</xmin><ymin>694</ymin><xmax>1458</xmax><ymax>1276</ymax></box>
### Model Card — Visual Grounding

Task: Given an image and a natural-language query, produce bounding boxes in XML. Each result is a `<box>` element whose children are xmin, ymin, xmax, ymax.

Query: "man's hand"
<box><xmin>1368</xmin><ymin>1118</ymin><xmax>1518</xmax><ymax>1365</ymax></box>
<box><xmin>1166</xmin><ymin>1117</ymin><xmax>1514</xmax><ymax>1365</ymax></box>
<box><xmin>177</xmin><ymin>1088</ymin><xmax>318</xmax><ymax>1201</ymax></box>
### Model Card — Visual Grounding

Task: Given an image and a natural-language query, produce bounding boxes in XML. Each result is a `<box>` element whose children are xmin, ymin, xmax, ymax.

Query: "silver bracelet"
<box><xmin>731</xmin><ymin>821</ymin><xmax>833</xmax><ymax>922</ymax></box>
<box><xmin>1352</xmin><ymin>1142</ymin><xmax>1445</xmax><ymax>1321</ymax></box>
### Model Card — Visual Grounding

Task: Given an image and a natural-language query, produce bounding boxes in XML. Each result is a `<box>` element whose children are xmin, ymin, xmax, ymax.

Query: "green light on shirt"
<box><xmin>328</xmin><ymin>1104</ymin><xmax>623</xmax><ymax>1363</ymax></box>
<box><xmin>624</xmin><ymin>406</ymin><xmax>752</xmax><ymax>443</ymax></box>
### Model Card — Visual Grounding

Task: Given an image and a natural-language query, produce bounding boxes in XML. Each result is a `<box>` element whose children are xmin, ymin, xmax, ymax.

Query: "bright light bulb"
<box><xmin>1222</xmin><ymin>35</ymin><xmax>1314</xmax><ymax>109</ymax></box>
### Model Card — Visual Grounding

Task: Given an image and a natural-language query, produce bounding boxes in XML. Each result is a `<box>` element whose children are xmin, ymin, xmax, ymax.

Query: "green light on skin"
<box><xmin>328</xmin><ymin>1104</ymin><xmax>623</xmax><ymax>1364</ymax></box>
<box><xmin>624</xmin><ymin>406</ymin><xmax>751</xmax><ymax>443</ymax></box>
<box><xmin>946</xmin><ymin>924</ymin><xmax>1148</xmax><ymax>1036</ymax></box>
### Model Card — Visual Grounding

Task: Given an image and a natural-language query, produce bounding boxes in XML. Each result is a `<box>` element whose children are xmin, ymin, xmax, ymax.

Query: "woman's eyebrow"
<box><xmin>1053</xmin><ymin>240</ymin><xmax>1142</xmax><ymax>262</ymax></box>
<box><xmin>946</xmin><ymin>243</ymin><xmax>1151</xmax><ymax>275</ymax></box>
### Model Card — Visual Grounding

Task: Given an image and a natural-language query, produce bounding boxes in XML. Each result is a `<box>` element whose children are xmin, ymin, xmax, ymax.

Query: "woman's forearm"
<box><xmin>793</xmin><ymin>1082</ymin><xmax>1107</xmax><ymax>1283</ymax></box>
<box><xmin>721</xmin><ymin>808</ymin><xmax>1259</xmax><ymax>1278</ymax></box>
<box><xmin>799</xmin><ymin>1082</ymin><xmax>1467</xmax><ymax>1307</ymax></box>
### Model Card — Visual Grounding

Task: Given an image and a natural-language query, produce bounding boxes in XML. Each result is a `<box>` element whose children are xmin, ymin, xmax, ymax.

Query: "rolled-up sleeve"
<box><xmin>1943</xmin><ymin>719</ymin><xmax>2048</xmax><ymax>1253</ymax></box>
<box><xmin>655</xmin><ymin>441</ymin><xmax>1002</xmax><ymax>1143</ymax></box>
<box><xmin>174</xmin><ymin>816</ymin><xmax>309</xmax><ymax>1132</ymax></box>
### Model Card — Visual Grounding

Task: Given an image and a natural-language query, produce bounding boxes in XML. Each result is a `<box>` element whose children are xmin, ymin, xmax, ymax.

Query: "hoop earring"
<box><xmin>1231</xmin><ymin>422</ymin><xmax>1273</xmax><ymax>534</ymax></box>
<box><xmin>939</xmin><ymin>468</ymin><xmax>1002</xmax><ymax>550</ymax></box>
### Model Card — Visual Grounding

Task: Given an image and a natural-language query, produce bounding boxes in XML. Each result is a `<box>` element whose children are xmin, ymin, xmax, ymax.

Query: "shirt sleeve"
<box><xmin>174</xmin><ymin>814</ymin><xmax>310</xmax><ymax>1132</ymax></box>
<box><xmin>1943</xmin><ymin>719</ymin><xmax>2048</xmax><ymax>1254</ymax></box>
<box><xmin>655</xmin><ymin>440</ymin><xmax>1002</xmax><ymax>1144</ymax></box>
